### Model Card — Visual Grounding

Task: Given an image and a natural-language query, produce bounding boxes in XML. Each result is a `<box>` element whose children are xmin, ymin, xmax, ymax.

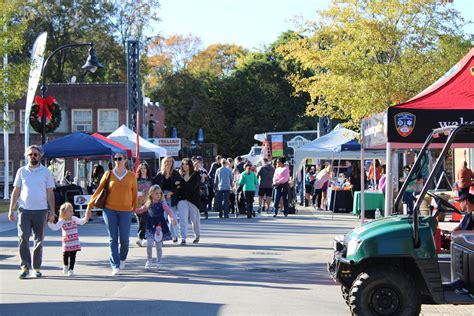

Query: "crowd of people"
<box><xmin>7</xmin><ymin>145</ymin><xmax>473</xmax><ymax>279</ymax></box>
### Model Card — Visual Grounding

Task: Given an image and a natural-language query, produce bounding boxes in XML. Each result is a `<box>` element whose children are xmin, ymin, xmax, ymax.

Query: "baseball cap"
<box><xmin>196</xmin><ymin>156</ymin><xmax>203</xmax><ymax>161</ymax></box>
<box><xmin>457</xmin><ymin>192</ymin><xmax>474</xmax><ymax>203</ymax></box>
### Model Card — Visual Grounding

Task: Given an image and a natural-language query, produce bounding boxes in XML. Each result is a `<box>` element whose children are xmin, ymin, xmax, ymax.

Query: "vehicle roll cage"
<box><xmin>393</xmin><ymin>124</ymin><xmax>474</xmax><ymax>248</ymax></box>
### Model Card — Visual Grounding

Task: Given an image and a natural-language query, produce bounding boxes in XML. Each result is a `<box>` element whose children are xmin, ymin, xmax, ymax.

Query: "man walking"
<box><xmin>214</xmin><ymin>158</ymin><xmax>234</xmax><ymax>218</ymax></box>
<box><xmin>8</xmin><ymin>145</ymin><xmax>56</xmax><ymax>279</ymax></box>
<box><xmin>208</xmin><ymin>155</ymin><xmax>223</xmax><ymax>211</ymax></box>
<box><xmin>257</xmin><ymin>158</ymin><xmax>275</xmax><ymax>213</ymax></box>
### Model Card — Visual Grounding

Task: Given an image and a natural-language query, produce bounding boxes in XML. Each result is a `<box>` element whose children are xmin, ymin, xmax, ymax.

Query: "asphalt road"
<box><xmin>0</xmin><ymin>208</ymin><xmax>472</xmax><ymax>315</ymax></box>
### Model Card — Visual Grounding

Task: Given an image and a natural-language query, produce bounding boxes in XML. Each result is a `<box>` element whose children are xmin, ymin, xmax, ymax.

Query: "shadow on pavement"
<box><xmin>1</xmin><ymin>299</ymin><xmax>222</xmax><ymax>316</ymax></box>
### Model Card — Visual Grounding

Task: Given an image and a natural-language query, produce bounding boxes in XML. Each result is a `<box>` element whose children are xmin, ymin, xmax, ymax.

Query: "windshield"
<box><xmin>254</xmin><ymin>148</ymin><xmax>262</xmax><ymax>155</ymax></box>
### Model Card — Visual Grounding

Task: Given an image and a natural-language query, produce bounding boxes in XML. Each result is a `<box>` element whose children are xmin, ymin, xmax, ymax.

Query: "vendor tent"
<box><xmin>91</xmin><ymin>133</ymin><xmax>132</xmax><ymax>158</ymax></box>
<box><xmin>361</xmin><ymin>47</ymin><xmax>474</xmax><ymax>218</ymax></box>
<box><xmin>107</xmin><ymin>136</ymin><xmax>158</xmax><ymax>159</ymax></box>
<box><xmin>294</xmin><ymin>125</ymin><xmax>383</xmax><ymax>176</ymax></box>
<box><xmin>362</xmin><ymin>47</ymin><xmax>474</xmax><ymax>149</ymax></box>
<box><xmin>108</xmin><ymin>125</ymin><xmax>167</xmax><ymax>158</ymax></box>
<box><xmin>43</xmin><ymin>132</ymin><xmax>127</xmax><ymax>158</ymax></box>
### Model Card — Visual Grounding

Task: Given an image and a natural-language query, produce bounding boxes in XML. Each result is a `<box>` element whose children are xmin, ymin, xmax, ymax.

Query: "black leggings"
<box><xmin>63</xmin><ymin>251</ymin><xmax>77</xmax><ymax>270</ymax></box>
<box><xmin>244</xmin><ymin>191</ymin><xmax>255</xmax><ymax>217</ymax></box>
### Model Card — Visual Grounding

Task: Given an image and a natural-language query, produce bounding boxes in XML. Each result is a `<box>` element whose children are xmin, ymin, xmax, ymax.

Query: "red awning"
<box><xmin>395</xmin><ymin>48</ymin><xmax>474</xmax><ymax>110</ymax></box>
<box><xmin>91</xmin><ymin>133</ymin><xmax>132</xmax><ymax>158</ymax></box>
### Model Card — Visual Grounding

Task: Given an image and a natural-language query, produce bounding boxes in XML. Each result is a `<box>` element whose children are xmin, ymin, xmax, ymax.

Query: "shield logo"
<box><xmin>395</xmin><ymin>112</ymin><xmax>416</xmax><ymax>137</ymax></box>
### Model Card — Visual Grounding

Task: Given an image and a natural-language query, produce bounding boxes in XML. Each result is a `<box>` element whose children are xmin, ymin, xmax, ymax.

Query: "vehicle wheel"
<box><xmin>349</xmin><ymin>269</ymin><xmax>421</xmax><ymax>316</ymax></box>
<box><xmin>341</xmin><ymin>285</ymin><xmax>350</xmax><ymax>306</ymax></box>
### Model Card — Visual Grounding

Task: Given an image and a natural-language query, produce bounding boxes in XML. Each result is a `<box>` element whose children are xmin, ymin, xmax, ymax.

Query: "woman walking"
<box><xmin>238</xmin><ymin>162</ymin><xmax>259</xmax><ymax>218</ymax></box>
<box><xmin>153</xmin><ymin>156</ymin><xmax>181</xmax><ymax>243</ymax></box>
<box><xmin>86</xmin><ymin>152</ymin><xmax>137</xmax><ymax>276</ymax></box>
<box><xmin>177</xmin><ymin>158</ymin><xmax>201</xmax><ymax>245</ymax></box>
<box><xmin>135</xmin><ymin>162</ymin><xmax>153</xmax><ymax>247</ymax></box>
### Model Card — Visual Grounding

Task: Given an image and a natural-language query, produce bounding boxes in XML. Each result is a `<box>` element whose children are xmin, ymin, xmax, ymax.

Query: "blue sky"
<box><xmin>155</xmin><ymin>0</ymin><xmax>473</xmax><ymax>50</ymax></box>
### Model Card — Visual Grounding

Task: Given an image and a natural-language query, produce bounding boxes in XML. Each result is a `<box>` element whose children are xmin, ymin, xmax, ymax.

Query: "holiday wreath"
<box><xmin>29</xmin><ymin>95</ymin><xmax>62</xmax><ymax>133</ymax></box>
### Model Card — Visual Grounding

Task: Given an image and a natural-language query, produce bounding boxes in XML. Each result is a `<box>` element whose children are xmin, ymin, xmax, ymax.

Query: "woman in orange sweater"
<box><xmin>85</xmin><ymin>152</ymin><xmax>137</xmax><ymax>276</ymax></box>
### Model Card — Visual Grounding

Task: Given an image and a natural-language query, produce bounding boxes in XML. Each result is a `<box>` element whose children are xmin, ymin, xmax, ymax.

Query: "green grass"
<box><xmin>0</xmin><ymin>199</ymin><xmax>10</xmax><ymax>213</ymax></box>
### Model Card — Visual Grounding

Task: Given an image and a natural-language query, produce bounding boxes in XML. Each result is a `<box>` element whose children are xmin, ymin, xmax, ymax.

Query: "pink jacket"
<box><xmin>273</xmin><ymin>166</ymin><xmax>289</xmax><ymax>185</ymax></box>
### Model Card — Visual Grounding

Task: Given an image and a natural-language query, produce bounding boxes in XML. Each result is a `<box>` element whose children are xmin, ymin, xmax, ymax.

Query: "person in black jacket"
<box><xmin>177</xmin><ymin>158</ymin><xmax>201</xmax><ymax>245</ymax></box>
<box><xmin>152</xmin><ymin>156</ymin><xmax>181</xmax><ymax>243</ymax></box>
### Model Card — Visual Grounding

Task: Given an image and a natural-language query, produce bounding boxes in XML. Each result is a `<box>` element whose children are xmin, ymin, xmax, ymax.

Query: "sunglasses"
<box><xmin>113</xmin><ymin>157</ymin><xmax>123</xmax><ymax>161</ymax></box>
<box><xmin>28</xmin><ymin>153</ymin><xmax>39</xmax><ymax>157</ymax></box>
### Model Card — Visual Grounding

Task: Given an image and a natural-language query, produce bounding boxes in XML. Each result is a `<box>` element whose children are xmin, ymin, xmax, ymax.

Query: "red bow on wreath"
<box><xmin>34</xmin><ymin>95</ymin><xmax>55</xmax><ymax>121</ymax></box>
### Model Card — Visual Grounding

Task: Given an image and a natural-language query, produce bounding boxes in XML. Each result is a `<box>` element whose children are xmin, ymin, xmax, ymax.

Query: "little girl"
<box><xmin>135</xmin><ymin>185</ymin><xmax>177</xmax><ymax>270</ymax></box>
<box><xmin>48</xmin><ymin>202</ymin><xmax>87</xmax><ymax>276</ymax></box>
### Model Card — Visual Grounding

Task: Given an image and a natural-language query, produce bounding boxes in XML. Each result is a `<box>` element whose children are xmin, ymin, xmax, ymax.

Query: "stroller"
<box><xmin>236</xmin><ymin>187</ymin><xmax>247</xmax><ymax>215</ymax></box>
<box><xmin>287</xmin><ymin>185</ymin><xmax>297</xmax><ymax>214</ymax></box>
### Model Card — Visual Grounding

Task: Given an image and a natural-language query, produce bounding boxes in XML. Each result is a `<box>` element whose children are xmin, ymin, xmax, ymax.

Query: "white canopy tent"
<box><xmin>293</xmin><ymin>125</ymin><xmax>384</xmax><ymax>178</ymax></box>
<box><xmin>108</xmin><ymin>125</ymin><xmax>167</xmax><ymax>158</ymax></box>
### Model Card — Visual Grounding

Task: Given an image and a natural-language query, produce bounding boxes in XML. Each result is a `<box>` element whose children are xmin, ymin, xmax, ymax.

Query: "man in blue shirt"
<box><xmin>214</xmin><ymin>159</ymin><xmax>234</xmax><ymax>218</ymax></box>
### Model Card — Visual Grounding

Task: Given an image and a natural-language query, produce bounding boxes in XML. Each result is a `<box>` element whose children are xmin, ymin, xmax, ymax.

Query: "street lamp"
<box><xmin>40</xmin><ymin>42</ymin><xmax>103</xmax><ymax>144</ymax></box>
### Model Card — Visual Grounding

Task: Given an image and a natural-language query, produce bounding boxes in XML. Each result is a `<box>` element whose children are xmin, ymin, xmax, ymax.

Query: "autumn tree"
<box><xmin>187</xmin><ymin>44</ymin><xmax>247</xmax><ymax>77</ymax></box>
<box><xmin>278</xmin><ymin>0</ymin><xmax>472</xmax><ymax>128</ymax></box>
<box><xmin>147</xmin><ymin>34</ymin><xmax>202</xmax><ymax>89</ymax></box>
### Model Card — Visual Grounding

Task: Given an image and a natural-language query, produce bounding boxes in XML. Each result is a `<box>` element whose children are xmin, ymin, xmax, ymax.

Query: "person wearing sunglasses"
<box><xmin>86</xmin><ymin>152</ymin><xmax>138</xmax><ymax>276</ymax></box>
<box><xmin>8</xmin><ymin>145</ymin><xmax>56</xmax><ymax>279</ymax></box>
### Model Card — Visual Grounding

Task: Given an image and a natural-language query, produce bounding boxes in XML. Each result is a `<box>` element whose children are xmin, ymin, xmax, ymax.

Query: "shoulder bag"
<box><xmin>94</xmin><ymin>171</ymin><xmax>111</xmax><ymax>209</ymax></box>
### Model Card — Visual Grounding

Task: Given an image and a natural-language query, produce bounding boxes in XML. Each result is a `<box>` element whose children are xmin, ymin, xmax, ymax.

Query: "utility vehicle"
<box><xmin>328</xmin><ymin>124</ymin><xmax>474</xmax><ymax>315</ymax></box>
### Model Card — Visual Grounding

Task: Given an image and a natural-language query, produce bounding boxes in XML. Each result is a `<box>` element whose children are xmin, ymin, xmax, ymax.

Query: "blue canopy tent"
<box><xmin>43</xmin><ymin>132</ymin><xmax>127</xmax><ymax>158</ymax></box>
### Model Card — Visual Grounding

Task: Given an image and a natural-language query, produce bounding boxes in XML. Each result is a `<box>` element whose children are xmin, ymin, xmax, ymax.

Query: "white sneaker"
<box><xmin>156</xmin><ymin>261</ymin><xmax>162</xmax><ymax>270</ymax></box>
<box><xmin>111</xmin><ymin>268</ymin><xmax>120</xmax><ymax>276</ymax></box>
<box><xmin>145</xmin><ymin>260</ymin><xmax>152</xmax><ymax>270</ymax></box>
<box><xmin>67</xmin><ymin>270</ymin><xmax>74</xmax><ymax>276</ymax></box>
<box><xmin>136</xmin><ymin>239</ymin><xmax>143</xmax><ymax>247</ymax></box>
<box><xmin>141</xmin><ymin>239</ymin><xmax>147</xmax><ymax>247</ymax></box>
<box><xmin>63</xmin><ymin>266</ymin><xmax>68</xmax><ymax>275</ymax></box>
<box><xmin>120</xmin><ymin>261</ymin><xmax>126</xmax><ymax>270</ymax></box>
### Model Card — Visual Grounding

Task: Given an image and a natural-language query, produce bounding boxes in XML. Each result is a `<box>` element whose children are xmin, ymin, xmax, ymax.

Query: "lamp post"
<box><xmin>40</xmin><ymin>42</ymin><xmax>103</xmax><ymax>144</ymax></box>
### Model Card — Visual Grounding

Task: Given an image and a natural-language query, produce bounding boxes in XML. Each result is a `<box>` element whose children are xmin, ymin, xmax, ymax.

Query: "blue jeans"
<box><xmin>402</xmin><ymin>192</ymin><xmax>415</xmax><ymax>215</ymax></box>
<box><xmin>103</xmin><ymin>208</ymin><xmax>132</xmax><ymax>269</ymax></box>
<box><xmin>274</xmin><ymin>184</ymin><xmax>289</xmax><ymax>216</ymax></box>
<box><xmin>215</xmin><ymin>190</ymin><xmax>230</xmax><ymax>217</ymax></box>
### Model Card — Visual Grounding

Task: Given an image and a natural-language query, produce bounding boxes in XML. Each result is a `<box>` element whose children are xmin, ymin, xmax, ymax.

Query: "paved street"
<box><xmin>0</xmin><ymin>208</ymin><xmax>473</xmax><ymax>316</ymax></box>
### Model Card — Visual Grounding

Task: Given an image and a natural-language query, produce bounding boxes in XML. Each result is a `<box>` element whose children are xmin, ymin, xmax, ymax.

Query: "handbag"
<box><xmin>94</xmin><ymin>171</ymin><xmax>111</xmax><ymax>209</ymax></box>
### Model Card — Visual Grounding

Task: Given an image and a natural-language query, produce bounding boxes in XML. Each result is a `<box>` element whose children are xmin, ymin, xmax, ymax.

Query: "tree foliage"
<box><xmin>1</xmin><ymin>1</ymin><xmax>29</xmax><ymax>127</ymax></box>
<box><xmin>149</xmin><ymin>32</ymin><xmax>315</xmax><ymax>156</ymax></box>
<box><xmin>278</xmin><ymin>0</ymin><xmax>472</xmax><ymax>129</ymax></box>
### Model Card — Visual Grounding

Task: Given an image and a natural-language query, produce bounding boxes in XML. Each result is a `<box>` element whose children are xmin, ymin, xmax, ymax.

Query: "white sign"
<box><xmin>150</xmin><ymin>138</ymin><xmax>181</xmax><ymax>156</ymax></box>
<box><xmin>287</xmin><ymin>135</ymin><xmax>311</xmax><ymax>150</ymax></box>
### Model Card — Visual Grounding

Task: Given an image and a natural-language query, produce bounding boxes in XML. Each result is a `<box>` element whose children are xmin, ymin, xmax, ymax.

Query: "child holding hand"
<box><xmin>136</xmin><ymin>185</ymin><xmax>177</xmax><ymax>270</ymax></box>
<box><xmin>48</xmin><ymin>202</ymin><xmax>87</xmax><ymax>276</ymax></box>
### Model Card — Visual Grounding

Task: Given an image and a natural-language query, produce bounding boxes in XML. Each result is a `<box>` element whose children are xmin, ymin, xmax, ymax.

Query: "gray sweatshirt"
<box><xmin>214</xmin><ymin>166</ymin><xmax>233</xmax><ymax>191</ymax></box>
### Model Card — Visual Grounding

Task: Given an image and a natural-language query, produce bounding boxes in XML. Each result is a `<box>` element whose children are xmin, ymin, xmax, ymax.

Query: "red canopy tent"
<box><xmin>363</xmin><ymin>47</ymin><xmax>474</xmax><ymax>149</ymax></box>
<box><xmin>91</xmin><ymin>133</ymin><xmax>132</xmax><ymax>158</ymax></box>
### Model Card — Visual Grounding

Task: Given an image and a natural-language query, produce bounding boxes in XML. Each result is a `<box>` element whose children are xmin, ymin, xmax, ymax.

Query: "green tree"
<box><xmin>278</xmin><ymin>0</ymin><xmax>472</xmax><ymax>129</ymax></box>
<box><xmin>1</xmin><ymin>1</ymin><xmax>29</xmax><ymax>127</ymax></box>
<box><xmin>187</xmin><ymin>44</ymin><xmax>247</xmax><ymax>78</ymax></box>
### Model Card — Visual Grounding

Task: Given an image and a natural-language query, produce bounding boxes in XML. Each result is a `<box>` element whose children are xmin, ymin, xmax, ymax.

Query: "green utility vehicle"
<box><xmin>328</xmin><ymin>124</ymin><xmax>474</xmax><ymax>315</ymax></box>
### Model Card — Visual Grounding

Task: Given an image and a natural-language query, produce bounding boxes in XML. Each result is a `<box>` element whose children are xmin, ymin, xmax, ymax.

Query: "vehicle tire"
<box><xmin>341</xmin><ymin>285</ymin><xmax>350</xmax><ymax>306</ymax></box>
<box><xmin>349</xmin><ymin>268</ymin><xmax>421</xmax><ymax>316</ymax></box>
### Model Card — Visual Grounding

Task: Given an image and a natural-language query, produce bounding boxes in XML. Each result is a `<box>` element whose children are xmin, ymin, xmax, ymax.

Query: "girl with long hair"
<box><xmin>135</xmin><ymin>185</ymin><xmax>177</xmax><ymax>270</ymax></box>
<box><xmin>152</xmin><ymin>156</ymin><xmax>181</xmax><ymax>242</ymax></box>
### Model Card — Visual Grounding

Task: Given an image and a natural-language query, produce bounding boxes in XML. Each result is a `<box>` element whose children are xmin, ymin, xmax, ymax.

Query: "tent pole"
<box><xmin>385</xmin><ymin>142</ymin><xmax>393</xmax><ymax>217</ymax></box>
<box><xmin>360</xmin><ymin>133</ymin><xmax>365</xmax><ymax>224</ymax></box>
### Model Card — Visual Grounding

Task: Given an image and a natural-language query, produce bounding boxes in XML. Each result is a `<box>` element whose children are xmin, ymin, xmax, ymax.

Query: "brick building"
<box><xmin>0</xmin><ymin>83</ymin><xmax>165</xmax><ymax>187</ymax></box>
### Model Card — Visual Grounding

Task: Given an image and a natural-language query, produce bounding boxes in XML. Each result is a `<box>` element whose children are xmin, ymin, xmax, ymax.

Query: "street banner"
<box><xmin>150</xmin><ymin>138</ymin><xmax>181</xmax><ymax>156</ymax></box>
<box><xmin>24</xmin><ymin>32</ymin><xmax>47</xmax><ymax>154</ymax></box>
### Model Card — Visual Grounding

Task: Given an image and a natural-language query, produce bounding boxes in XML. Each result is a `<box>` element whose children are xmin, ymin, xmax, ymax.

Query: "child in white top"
<box><xmin>48</xmin><ymin>202</ymin><xmax>87</xmax><ymax>276</ymax></box>
<box><xmin>135</xmin><ymin>185</ymin><xmax>177</xmax><ymax>270</ymax></box>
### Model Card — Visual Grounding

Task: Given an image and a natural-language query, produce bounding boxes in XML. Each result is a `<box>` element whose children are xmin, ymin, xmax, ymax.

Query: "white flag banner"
<box><xmin>24</xmin><ymin>32</ymin><xmax>47</xmax><ymax>153</ymax></box>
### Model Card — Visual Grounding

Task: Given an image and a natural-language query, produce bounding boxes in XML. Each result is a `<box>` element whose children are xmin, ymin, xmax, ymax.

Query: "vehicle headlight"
<box><xmin>346</xmin><ymin>238</ymin><xmax>362</xmax><ymax>256</ymax></box>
